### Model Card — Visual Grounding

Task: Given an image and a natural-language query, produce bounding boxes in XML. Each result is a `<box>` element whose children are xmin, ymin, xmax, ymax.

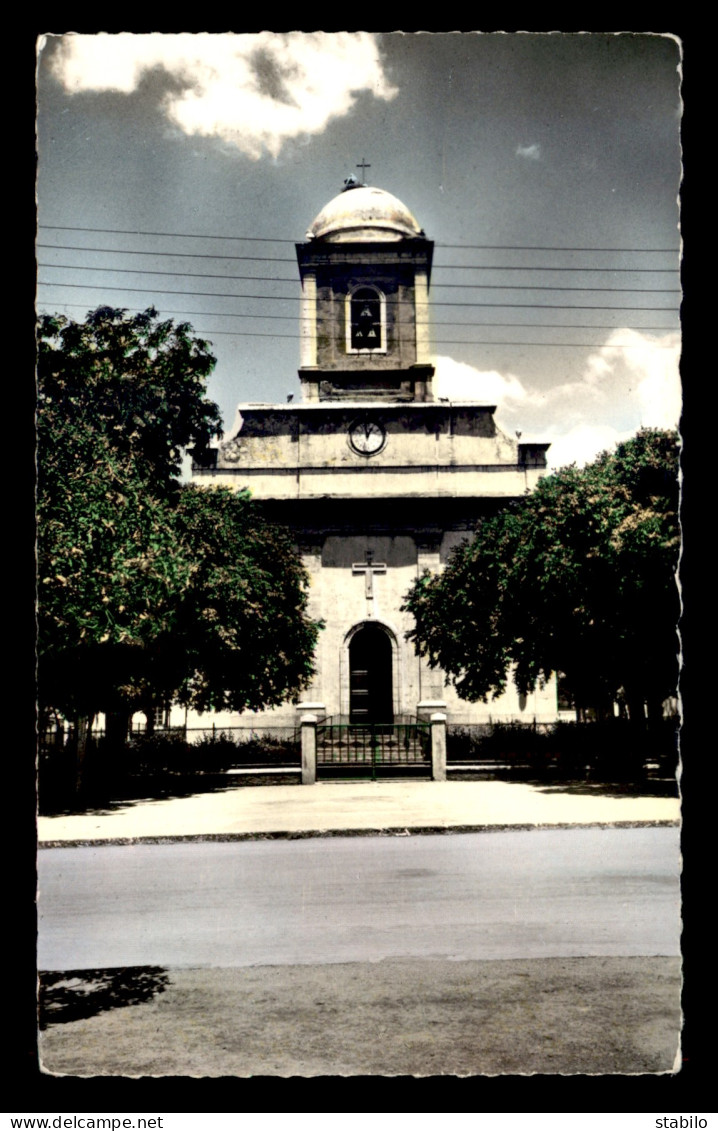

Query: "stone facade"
<box><xmin>189</xmin><ymin>182</ymin><xmax>556</xmax><ymax>729</ymax></box>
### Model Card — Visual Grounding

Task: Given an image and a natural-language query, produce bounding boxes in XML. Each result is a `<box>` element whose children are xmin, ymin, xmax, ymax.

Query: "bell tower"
<box><xmin>194</xmin><ymin>177</ymin><xmax>554</xmax><ymax>732</ymax></box>
<box><xmin>296</xmin><ymin>179</ymin><xmax>435</xmax><ymax>403</ymax></box>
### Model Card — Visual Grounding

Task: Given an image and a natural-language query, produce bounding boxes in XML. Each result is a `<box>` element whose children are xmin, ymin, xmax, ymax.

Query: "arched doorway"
<box><xmin>349</xmin><ymin>624</ymin><xmax>394</xmax><ymax>724</ymax></box>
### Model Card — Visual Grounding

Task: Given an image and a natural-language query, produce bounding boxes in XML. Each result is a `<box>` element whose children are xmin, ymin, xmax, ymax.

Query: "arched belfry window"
<box><xmin>346</xmin><ymin>285</ymin><xmax>386</xmax><ymax>354</ymax></box>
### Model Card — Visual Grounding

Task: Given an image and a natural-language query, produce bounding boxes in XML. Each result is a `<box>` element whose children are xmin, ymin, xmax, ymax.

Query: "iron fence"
<box><xmin>39</xmin><ymin>724</ymin><xmax>301</xmax><ymax>771</ymax></box>
<box><xmin>316</xmin><ymin>717</ymin><xmax>431</xmax><ymax>779</ymax></box>
<box><xmin>446</xmin><ymin>719</ymin><xmax>679</xmax><ymax>780</ymax></box>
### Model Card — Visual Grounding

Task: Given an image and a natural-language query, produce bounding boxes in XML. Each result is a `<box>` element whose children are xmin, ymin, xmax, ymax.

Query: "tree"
<box><xmin>38</xmin><ymin>433</ymin><xmax>193</xmax><ymax>729</ymax></box>
<box><xmin>37</xmin><ymin>307</ymin><xmax>320</xmax><ymax>775</ymax></box>
<box><xmin>169</xmin><ymin>485</ymin><xmax>320</xmax><ymax>714</ymax></box>
<box><xmin>402</xmin><ymin>429</ymin><xmax>680</xmax><ymax>721</ymax></box>
<box><xmin>38</xmin><ymin>305</ymin><xmax>223</xmax><ymax>490</ymax></box>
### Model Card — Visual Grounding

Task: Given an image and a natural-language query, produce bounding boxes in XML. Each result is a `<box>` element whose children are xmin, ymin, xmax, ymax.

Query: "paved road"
<box><xmin>38</xmin><ymin>826</ymin><xmax>680</xmax><ymax>970</ymax></box>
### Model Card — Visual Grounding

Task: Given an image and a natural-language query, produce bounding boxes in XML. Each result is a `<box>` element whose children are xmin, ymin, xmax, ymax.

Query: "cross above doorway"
<box><xmin>352</xmin><ymin>549</ymin><xmax>386</xmax><ymax>599</ymax></box>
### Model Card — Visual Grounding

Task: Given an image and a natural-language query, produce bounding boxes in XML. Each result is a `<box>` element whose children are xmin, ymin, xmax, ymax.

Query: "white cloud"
<box><xmin>433</xmin><ymin>355</ymin><xmax>530</xmax><ymax>407</ymax></box>
<box><xmin>634</xmin><ymin>341</ymin><xmax>683</xmax><ymax>429</ymax></box>
<box><xmin>432</xmin><ymin>327</ymin><xmax>681</xmax><ymax>469</ymax></box>
<box><xmin>516</xmin><ymin>143</ymin><xmax>541</xmax><ymax>160</ymax></box>
<box><xmin>545</xmin><ymin>329</ymin><xmax>681</xmax><ymax>435</ymax></box>
<box><xmin>48</xmin><ymin>32</ymin><xmax>397</xmax><ymax>158</ymax></box>
<box><xmin>545</xmin><ymin>423</ymin><xmax>635</xmax><ymax>470</ymax></box>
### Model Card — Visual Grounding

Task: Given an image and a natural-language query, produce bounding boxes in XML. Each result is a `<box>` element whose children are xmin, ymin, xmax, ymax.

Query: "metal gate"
<box><xmin>316</xmin><ymin>717</ymin><xmax>431</xmax><ymax>780</ymax></box>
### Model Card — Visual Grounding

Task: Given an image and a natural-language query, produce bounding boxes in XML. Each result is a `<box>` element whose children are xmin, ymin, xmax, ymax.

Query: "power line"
<box><xmin>438</xmin><ymin>242</ymin><xmax>679</xmax><ymax>253</ymax></box>
<box><xmin>38</xmin><ymin>223</ymin><xmax>680</xmax><ymax>255</ymax></box>
<box><xmin>39</xmin><ymin>224</ymin><xmax>299</xmax><ymax>244</ymax></box>
<box><xmin>435</xmin><ymin>280</ymin><xmax>679</xmax><ymax>290</ymax></box>
<box><xmin>37</xmin><ymin>263</ymin><xmax>680</xmax><ymax>296</ymax></box>
<box><xmin>37</xmin><ymin>243</ymin><xmax>296</xmax><ymax>265</ymax></box>
<box><xmin>39</xmin><ymin>262</ymin><xmax>297</xmax><ymax>285</ymax></box>
<box><xmin>36</xmin><ymin>301</ymin><xmax>680</xmax><ymax>349</ymax></box>
<box><xmin>37</xmin><ymin>321</ymin><xmax>679</xmax><ymax>349</ymax></box>
<box><xmin>37</xmin><ymin>279</ymin><xmax>681</xmax><ymax>313</ymax></box>
<box><xmin>435</xmin><ymin>265</ymin><xmax>678</xmax><ymax>275</ymax></box>
<box><xmin>37</xmin><ymin>242</ymin><xmax>678</xmax><ymax>275</ymax></box>
<box><xmin>37</xmin><ymin>281</ymin><xmax>300</xmax><ymax>302</ymax></box>
<box><xmin>37</xmin><ymin>299</ymin><xmax>678</xmax><ymax>334</ymax></box>
<box><xmin>185</xmin><ymin>331</ymin><xmax>679</xmax><ymax>349</ymax></box>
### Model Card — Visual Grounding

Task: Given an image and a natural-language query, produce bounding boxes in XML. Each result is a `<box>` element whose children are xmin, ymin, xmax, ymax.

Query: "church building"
<box><xmin>191</xmin><ymin>179</ymin><xmax>557</xmax><ymax>728</ymax></box>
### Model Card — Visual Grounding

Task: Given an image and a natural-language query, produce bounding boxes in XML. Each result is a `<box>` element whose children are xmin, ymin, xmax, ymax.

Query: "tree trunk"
<box><xmin>144</xmin><ymin>707</ymin><xmax>156</xmax><ymax>737</ymax></box>
<box><xmin>106</xmin><ymin>708</ymin><xmax>131</xmax><ymax>749</ymax></box>
<box><xmin>626</xmin><ymin>694</ymin><xmax>647</xmax><ymax>726</ymax></box>
<box><xmin>647</xmin><ymin>695</ymin><xmax>666</xmax><ymax>726</ymax></box>
<box><xmin>74</xmin><ymin>713</ymin><xmax>95</xmax><ymax>794</ymax></box>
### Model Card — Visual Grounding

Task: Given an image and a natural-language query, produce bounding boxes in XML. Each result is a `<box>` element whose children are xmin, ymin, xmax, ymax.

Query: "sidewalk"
<box><xmin>38</xmin><ymin>778</ymin><xmax>680</xmax><ymax>844</ymax></box>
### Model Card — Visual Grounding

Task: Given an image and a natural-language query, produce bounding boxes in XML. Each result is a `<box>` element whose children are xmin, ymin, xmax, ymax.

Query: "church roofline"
<box><xmin>232</xmin><ymin>400</ymin><xmax>501</xmax><ymax>412</ymax></box>
<box><xmin>296</xmin><ymin>238</ymin><xmax>434</xmax><ymax>279</ymax></box>
<box><xmin>296</xmin><ymin>237</ymin><xmax>433</xmax><ymax>251</ymax></box>
<box><xmin>305</xmin><ymin>184</ymin><xmax>425</xmax><ymax>243</ymax></box>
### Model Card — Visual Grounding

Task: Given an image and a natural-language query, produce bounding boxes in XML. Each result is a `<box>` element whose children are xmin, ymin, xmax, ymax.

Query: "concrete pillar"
<box><xmin>417</xmin><ymin>699</ymin><xmax>446</xmax><ymax>722</ymax></box>
<box><xmin>298</xmin><ymin>547</ymin><xmax>324</xmax><ymax>700</ymax></box>
<box><xmin>296</xmin><ymin>701</ymin><xmax>325</xmax><ymax>720</ymax></box>
<box><xmin>415</xmin><ymin>269</ymin><xmax>430</xmax><ymax>363</ymax></box>
<box><xmin>416</xmin><ymin>539</ymin><xmax>445</xmax><ymax>702</ymax></box>
<box><xmin>300</xmin><ymin>713</ymin><xmax>318</xmax><ymax>785</ymax></box>
<box><xmin>430</xmin><ymin>712</ymin><xmax>447</xmax><ymax>782</ymax></box>
<box><xmin>300</xmin><ymin>270</ymin><xmax>317</xmax><ymax>368</ymax></box>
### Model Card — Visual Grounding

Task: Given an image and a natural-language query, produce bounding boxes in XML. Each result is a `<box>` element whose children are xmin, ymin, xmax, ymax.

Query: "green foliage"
<box><xmin>124</xmin><ymin>731</ymin><xmax>235</xmax><ymax>776</ymax></box>
<box><xmin>403</xmin><ymin>429</ymin><xmax>680</xmax><ymax>718</ymax></box>
<box><xmin>446</xmin><ymin>719</ymin><xmax>678</xmax><ymax>782</ymax></box>
<box><xmin>38</xmin><ymin>306</ymin><xmax>222</xmax><ymax>487</ymax></box>
<box><xmin>128</xmin><ymin>731</ymin><xmax>300</xmax><ymax>774</ymax></box>
<box><xmin>38</xmin><ymin>429</ymin><xmax>194</xmax><ymax>720</ymax></box>
<box><xmin>37</xmin><ymin>306</ymin><xmax>320</xmax><ymax>726</ymax></box>
<box><xmin>169</xmin><ymin>485</ymin><xmax>320</xmax><ymax>712</ymax></box>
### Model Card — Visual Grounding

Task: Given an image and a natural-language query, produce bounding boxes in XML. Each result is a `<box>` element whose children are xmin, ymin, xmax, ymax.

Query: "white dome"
<box><xmin>307</xmin><ymin>185</ymin><xmax>424</xmax><ymax>242</ymax></box>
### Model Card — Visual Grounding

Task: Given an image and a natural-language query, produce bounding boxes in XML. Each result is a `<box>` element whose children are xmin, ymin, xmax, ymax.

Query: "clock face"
<box><xmin>349</xmin><ymin>418</ymin><xmax>386</xmax><ymax>456</ymax></box>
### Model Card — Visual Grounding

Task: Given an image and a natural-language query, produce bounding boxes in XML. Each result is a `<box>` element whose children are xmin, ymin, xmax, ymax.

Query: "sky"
<box><xmin>36</xmin><ymin>31</ymin><xmax>683</xmax><ymax>469</ymax></box>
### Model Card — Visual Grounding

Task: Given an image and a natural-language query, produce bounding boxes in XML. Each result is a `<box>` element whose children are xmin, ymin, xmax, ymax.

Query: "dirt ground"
<box><xmin>39</xmin><ymin>955</ymin><xmax>681</xmax><ymax>1078</ymax></box>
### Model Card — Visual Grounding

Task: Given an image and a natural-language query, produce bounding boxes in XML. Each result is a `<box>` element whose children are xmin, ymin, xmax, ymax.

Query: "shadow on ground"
<box><xmin>40</xmin><ymin>770</ymin><xmax>678</xmax><ymax>817</ymax></box>
<box><xmin>531</xmin><ymin>779</ymin><xmax>679</xmax><ymax>799</ymax></box>
<box><xmin>39</xmin><ymin>967</ymin><xmax>170</xmax><ymax>1029</ymax></box>
<box><xmin>448</xmin><ymin>772</ymin><xmax>678</xmax><ymax>799</ymax></box>
<box><xmin>39</xmin><ymin>772</ymin><xmax>302</xmax><ymax>817</ymax></box>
